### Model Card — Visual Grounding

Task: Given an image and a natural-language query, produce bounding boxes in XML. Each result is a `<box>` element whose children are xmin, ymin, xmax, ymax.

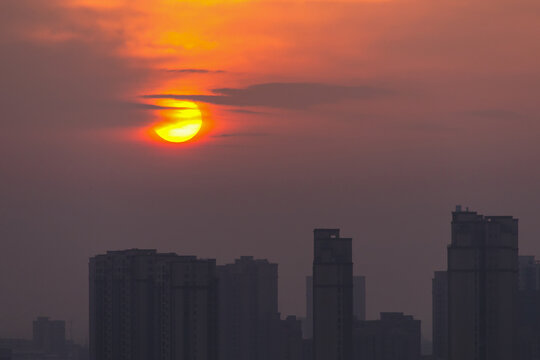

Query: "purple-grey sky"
<box><xmin>1</xmin><ymin>0</ymin><xmax>540</xmax><ymax>342</ymax></box>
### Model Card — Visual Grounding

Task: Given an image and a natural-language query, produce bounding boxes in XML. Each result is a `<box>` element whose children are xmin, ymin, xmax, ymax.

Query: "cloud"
<box><xmin>227</xmin><ymin>108</ymin><xmax>270</xmax><ymax>115</ymax></box>
<box><xmin>0</xmin><ymin>0</ymin><xmax>151</xmax><ymax>129</ymax></box>
<box><xmin>126</xmin><ymin>102</ymin><xmax>192</xmax><ymax>110</ymax></box>
<box><xmin>143</xmin><ymin>82</ymin><xmax>389</xmax><ymax>109</ymax></box>
<box><xmin>212</xmin><ymin>132</ymin><xmax>269</xmax><ymax>138</ymax></box>
<box><xmin>163</xmin><ymin>68</ymin><xmax>226</xmax><ymax>74</ymax></box>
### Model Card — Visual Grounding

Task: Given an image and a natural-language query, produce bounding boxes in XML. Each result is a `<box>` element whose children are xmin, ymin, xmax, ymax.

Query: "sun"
<box><xmin>153</xmin><ymin>100</ymin><xmax>203</xmax><ymax>143</ymax></box>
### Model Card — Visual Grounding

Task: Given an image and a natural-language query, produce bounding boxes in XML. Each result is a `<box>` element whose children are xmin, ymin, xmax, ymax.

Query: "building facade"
<box><xmin>33</xmin><ymin>316</ymin><xmax>66</xmax><ymax>355</ymax></box>
<box><xmin>0</xmin><ymin>349</ymin><xmax>11</xmax><ymax>360</ymax></box>
<box><xmin>432</xmin><ymin>271</ymin><xmax>448</xmax><ymax>360</ymax></box>
<box><xmin>313</xmin><ymin>228</ymin><xmax>353</xmax><ymax>360</ymax></box>
<box><xmin>155</xmin><ymin>257</ymin><xmax>218</xmax><ymax>360</ymax></box>
<box><xmin>305</xmin><ymin>274</ymin><xmax>365</xmax><ymax>339</ymax></box>
<box><xmin>519</xmin><ymin>256</ymin><xmax>540</xmax><ymax>291</ymax></box>
<box><xmin>217</xmin><ymin>256</ymin><xmax>279</xmax><ymax>360</ymax></box>
<box><xmin>89</xmin><ymin>249</ymin><xmax>217</xmax><ymax>360</ymax></box>
<box><xmin>277</xmin><ymin>316</ymin><xmax>304</xmax><ymax>360</ymax></box>
<box><xmin>447</xmin><ymin>207</ymin><xmax>519</xmax><ymax>360</ymax></box>
<box><xmin>304</xmin><ymin>276</ymin><xmax>313</xmax><ymax>339</ymax></box>
<box><xmin>353</xmin><ymin>312</ymin><xmax>421</xmax><ymax>360</ymax></box>
<box><xmin>518</xmin><ymin>255</ymin><xmax>540</xmax><ymax>360</ymax></box>
<box><xmin>353</xmin><ymin>276</ymin><xmax>366</xmax><ymax>322</ymax></box>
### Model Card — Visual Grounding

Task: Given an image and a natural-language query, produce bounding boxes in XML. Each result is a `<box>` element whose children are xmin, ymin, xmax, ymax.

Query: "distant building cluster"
<box><xmin>0</xmin><ymin>317</ymin><xmax>88</xmax><ymax>360</ymax></box>
<box><xmin>3</xmin><ymin>207</ymin><xmax>539</xmax><ymax>360</ymax></box>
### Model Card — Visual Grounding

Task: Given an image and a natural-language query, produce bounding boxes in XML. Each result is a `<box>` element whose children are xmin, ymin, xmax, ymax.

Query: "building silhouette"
<box><xmin>304</xmin><ymin>276</ymin><xmax>314</xmax><ymax>339</ymax></box>
<box><xmin>517</xmin><ymin>255</ymin><xmax>540</xmax><ymax>360</ymax></box>
<box><xmin>432</xmin><ymin>271</ymin><xmax>448</xmax><ymax>360</ymax></box>
<box><xmin>302</xmin><ymin>339</ymin><xmax>313</xmax><ymax>360</ymax></box>
<box><xmin>217</xmin><ymin>256</ymin><xmax>279</xmax><ymax>360</ymax></box>
<box><xmin>519</xmin><ymin>256</ymin><xmax>540</xmax><ymax>291</ymax></box>
<box><xmin>276</xmin><ymin>316</ymin><xmax>304</xmax><ymax>360</ymax></box>
<box><xmin>89</xmin><ymin>249</ymin><xmax>217</xmax><ymax>360</ymax></box>
<box><xmin>353</xmin><ymin>276</ymin><xmax>367</xmax><ymax>322</ymax></box>
<box><xmin>353</xmin><ymin>312</ymin><xmax>421</xmax><ymax>360</ymax></box>
<box><xmin>304</xmin><ymin>275</ymin><xmax>365</xmax><ymax>339</ymax></box>
<box><xmin>312</xmin><ymin>228</ymin><xmax>353</xmax><ymax>360</ymax></box>
<box><xmin>0</xmin><ymin>348</ymin><xmax>11</xmax><ymax>360</ymax></box>
<box><xmin>0</xmin><ymin>317</ymin><xmax>87</xmax><ymax>360</ymax></box>
<box><xmin>33</xmin><ymin>316</ymin><xmax>66</xmax><ymax>356</ymax></box>
<box><xmin>155</xmin><ymin>257</ymin><xmax>218</xmax><ymax>360</ymax></box>
<box><xmin>90</xmin><ymin>249</ymin><xmax>167</xmax><ymax>360</ymax></box>
<box><xmin>447</xmin><ymin>207</ymin><xmax>519</xmax><ymax>360</ymax></box>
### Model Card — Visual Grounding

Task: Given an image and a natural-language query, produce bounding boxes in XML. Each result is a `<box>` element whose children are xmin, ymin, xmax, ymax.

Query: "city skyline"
<box><xmin>3</xmin><ymin>213</ymin><xmax>539</xmax><ymax>359</ymax></box>
<box><xmin>0</xmin><ymin>206</ymin><xmax>535</xmax><ymax>342</ymax></box>
<box><xmin>1</xmin><ymin>206</ymin><xmax>537</xmax><ymax>345</ymax></box>
<box><xmin>84</xmin><ymin>227</ymin><xmax>422</xmax><ymax>360</ymax></box>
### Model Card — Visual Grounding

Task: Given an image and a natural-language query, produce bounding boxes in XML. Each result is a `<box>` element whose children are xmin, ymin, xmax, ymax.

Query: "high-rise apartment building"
<box><xmin>89</xmin><ymin>249</ymin><xmax>217</xmax><ymax>360</ymax></box>
<box><xmin>353</xmin><ymin>276</ymin><xmax>366</xmax><ymax>322</ymax></box>
<box><xmin>517</xmin><ymin>255</ymin><xmax>540</xmax><ymax>360</ymax></box>
<box><xmin>89</xmin><ymin>249</ymin><xmax>165</xmax><ymax>360</ymax></box>
<box><xmin>304</xmin><ymin>276</ymin><xmax>314</xmax><ymax>339</ymax></box>
<box><xmin>519</xmin><ymin>256</ymin><xmax>540</xmax><ymax>291</ymax></box>
<box><xmin>217</xmin><ymin>256</ymin><xmax>279</xmax><ymax>360</ymax></box>
<box><xmin>353</xmin><ymin>312</ymin><xmax>421</xmax><ymax>360</ymax></box>
<box><xmin>277</xmin><ymin>316</ymin><xmax>304</xmax><ymax>360</ymax></box>
<box><xmin>447</xmin><ymin>207</ymin><xmax>518</xmax><ymax>360</ymax></box>
<box><xmin>155</xmin><ymin>257</ymin><xmax>218</xmax><ymax>360</ymax></box>
<box><xmin>305</xmin><ymin>275</ymin><xmax>365</xmax><ymax>339</ymax></box>
<box><xmin>432</xmin><ymin>271</ymin><xmax>448</xmax><ymax>360</ymax></box>
<box><xmin>33</xmin><ymin>316</ymin><xmax>66</xmax><ymax>355</ymax></box>
<box><xmin>0</xmin><ymin>348</ymin><xmax>11</xmax><ymax>360</ymax></box>
<box><xmin>313</xmin><ymin>228</ymin><xmax>353</xmax><ymax>360</ymax></box>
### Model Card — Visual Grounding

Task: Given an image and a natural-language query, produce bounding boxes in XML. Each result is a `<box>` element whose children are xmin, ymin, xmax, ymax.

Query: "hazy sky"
<box><xmin>1</xmin><ymin>0</ymin><xmax>540</xmax><ymax>342</ymax></box>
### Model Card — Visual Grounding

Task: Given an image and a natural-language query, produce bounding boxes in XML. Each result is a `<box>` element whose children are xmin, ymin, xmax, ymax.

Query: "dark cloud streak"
<box><xmin>212</xmin><ymin>132</ymin><xmax>269</xmax><ymax>138</ymax></box>
<box><xmin>227</xmin><ymin>109</ymin><xmax>270</xmax><ymax>115</ymax></box>
<box><xmin>163</xmin><ymin>68</ymin><xmax>226</xmax><ymax>74</ymax></box>
<box><xmin>143</xmin><ymin>82</ymin><xmax>390</xmax><ymax>109</ymax></box>
<box><xmin>127</xmin><ymin>102</ymin><xmax>192</xmax><ymax>110</ymax></box>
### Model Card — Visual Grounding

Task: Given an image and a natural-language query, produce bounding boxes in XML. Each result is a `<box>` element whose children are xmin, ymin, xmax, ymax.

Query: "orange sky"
<box><xmin>39</xmin><ymin>0</ymin><xmax>537</xmax><ymax>145</ymax></box>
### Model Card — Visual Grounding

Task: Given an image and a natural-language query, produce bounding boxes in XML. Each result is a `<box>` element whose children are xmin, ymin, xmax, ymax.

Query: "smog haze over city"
<box><xmin>1</xmin><ymin>0</ymin><xmax>540</xmax><ymax>359</ymax></box>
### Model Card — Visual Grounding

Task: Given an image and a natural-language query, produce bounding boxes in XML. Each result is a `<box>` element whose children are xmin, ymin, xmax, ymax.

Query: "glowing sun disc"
<box><xmin>154</xmin><ymin>100</ymin><xmax>203</xmax><ymax>143</ymax></box>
